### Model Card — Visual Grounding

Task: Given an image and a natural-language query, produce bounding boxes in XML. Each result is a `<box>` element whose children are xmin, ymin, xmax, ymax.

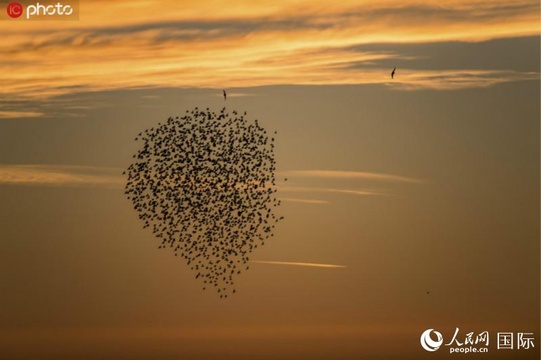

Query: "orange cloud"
<box><xmin>281</xmin><ymin>198</ymin><xmax>330</xmax><ymax>205</ymax></box>
<box><xmin>0</xmin><ymin>164</ymin><xmax>123</xmax><ymax>187</ymax></box>
<box><xmin>0</xmin><ymin>110</ymin><xmax>45</xmax><ymax>118</ymax></box>
<box><xmin>0</xmin><ymin>0</ymin><xmax>538</xmax><ymax>116</ymax></box>
<box><xmin>279</xmin><ymin>186</ymin><xmax>388</xmax><ymax>197</ymax></box>
<box><xmin>251</xmin><ymin>260</ymin><xmax>346</xmax><ymax>268</ymax></box>
<box><xmin>285</xmin><ymin>170</ymin><xmax>424</xmax><ymax>183</ymax></box>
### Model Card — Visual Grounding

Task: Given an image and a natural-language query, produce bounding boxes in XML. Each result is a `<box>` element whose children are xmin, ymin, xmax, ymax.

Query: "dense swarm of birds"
<box><xmin>124</xmin><ymin>107</ymin><xmax>283</xmax><ymax>298</ymax></box>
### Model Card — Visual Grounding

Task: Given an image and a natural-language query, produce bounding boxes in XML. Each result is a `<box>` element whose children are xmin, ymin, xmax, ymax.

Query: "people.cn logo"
<box><xmin>6</xmin><ymin>1</ymin><xmax>75</xmax><ymax>19</ymax></box>
<box><xmin>420</xmin><ymin>329</ymin><xmax>444</xmax><ymax>352</ymax></box>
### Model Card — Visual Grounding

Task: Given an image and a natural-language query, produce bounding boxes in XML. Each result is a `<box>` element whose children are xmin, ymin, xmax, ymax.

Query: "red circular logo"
<box><xmin>7</xmin><ymin>2</ymin><xmax>23</xmax><ymax>18</ymax></box>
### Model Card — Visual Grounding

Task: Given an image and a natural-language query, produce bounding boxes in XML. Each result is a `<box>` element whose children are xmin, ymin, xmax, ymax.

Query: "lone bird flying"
<box><xmin>391</xmin><ymin>67</ymin><xmax>396</xmax><ymax>79</ymax></box>
<box><xmin>223</xmin><ymin>89</ymin><xmax>227</xmax><ymax>100</ymax></box>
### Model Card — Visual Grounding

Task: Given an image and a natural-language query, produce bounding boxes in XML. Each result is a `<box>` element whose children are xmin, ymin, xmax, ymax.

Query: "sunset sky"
<box><xmin>0</xmin><ymin>1</ymin><xmax>539</xmax><ymax>359</ymax></box>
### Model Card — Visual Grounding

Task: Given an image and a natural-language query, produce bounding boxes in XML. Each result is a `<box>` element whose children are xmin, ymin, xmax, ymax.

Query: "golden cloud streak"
<box><xmin>389</xmin><ymin>69</ymin><xmax>540</xmax><ymax>90</ymax></box>
<box><xmin>285</xmin><ymin>170</ymin><xmax>423</xmax><ymax>183</ymax></box>
<box><xmin>251</xmin><ymin>260</ymin><xmax>346</xmax><ymax>268</ymax></box>
<box><xmin>279</xmin><ymin>185</ymin><xmax>388</xmax><ymax>197</ymax></box>
<box><xmin>276</xmin><ymin>169</ymin><xmax>424</xmax><ymax>199</ymax></box>
<box><xmin>0</xmin><ymin>165</ymin><xmax>123</xmax><ymax>187</ymax></box>
<box><xmin>0</xmin><ymin>110</ymin><xmax>45</xmax><ymax>118</ymax></box>
<box><xmin>0</xmin><ymin>0</ymin><xmax>538</xmax><ymax>116</ymax></box>
<box><xmin>281</xmin><ymin>198</ymin><xmax>330</xmax><ymax>205</ymax></box>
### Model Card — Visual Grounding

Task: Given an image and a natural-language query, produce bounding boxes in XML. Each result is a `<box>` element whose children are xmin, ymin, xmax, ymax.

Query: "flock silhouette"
<box><xmin>124</xmin><ymin>106</ymin><xmax>283</xmax><ymax>298</ymax></box>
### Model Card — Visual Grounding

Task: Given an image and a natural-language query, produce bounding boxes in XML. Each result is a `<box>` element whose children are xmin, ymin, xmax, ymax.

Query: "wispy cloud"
<box><xmin>0</xmin><ymin>165</ymin><xmax>420</xmax><ymax>199</ymax></box>
<box><xmin>387</xmin><ymin>69</ymin><xmax>540</xmax><ymax>91</ymax></box>
<box><xmin>284</xmin><ymin>170</ymin><xmax>424</xmax><ymax>183</ymax></box>
<box><xmin>327</xmin><ymin>188</ymin><xmax>389</xmax><ymax>196</ymax></box>
<box><xmin>0</xmin><ymin>110</ymin><xmax>45</xmax><ymax>118</ymax></box>
<box><xmin>0</xmin><ymin>0</ymin><xmax>538</xmax><ymax>117</ymax></box>
<box><xmin>212</xmin><ymin>91</ymin><xmax>257</xmax><ymax>98</ymax></box>
<box><xmin>277</xmin><ymin>169</ymin><xmax>423</xmax><ymax>201</ymax></box>
<box><xmin>281</xmin><ymin>198</ymin><xmax>329</xmax><ymax>205</ymax></box>
<box><xmin>0</xmin><ymin>164</ymin><xmax>123</xmax><ymax>187</ymax></box>
<box><xmin>280</xmin><ymin>186</ymin><xmax>387</xmax><ymax>197</ymax></box>
<box><xmin>251</xmin><ymin>260</ymin><xmax>346</xmax><ymax>268</ymax></box>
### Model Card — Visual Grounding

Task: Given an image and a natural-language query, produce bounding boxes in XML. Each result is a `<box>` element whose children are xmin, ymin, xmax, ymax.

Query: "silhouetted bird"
<box><xmin>391</xmin><ymin>67</ymin><xmax>396</xmax><ymax>79</ymax></box>
<box><xmin>223</xmin><ymin>89</ymin><xmax>227</xmax><ymax>100</ymax></box>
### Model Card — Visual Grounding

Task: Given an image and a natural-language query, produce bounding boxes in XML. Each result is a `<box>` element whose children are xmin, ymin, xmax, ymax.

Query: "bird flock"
<box><xmin>124</xmin><ymin>107</ymin><xmax>283</xmax><ymax>298</ymax></box>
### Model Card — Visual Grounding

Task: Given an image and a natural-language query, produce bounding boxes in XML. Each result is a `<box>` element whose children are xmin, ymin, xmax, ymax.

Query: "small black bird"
<box><xmin>391</xmin><ymin>67</ymin><xmax>396</xmax><ymax>79</ymax></box>
<box><xmin>223</xmin><ymin>89</ymin><xmax>227</xmax><ymax>100</ymax></box>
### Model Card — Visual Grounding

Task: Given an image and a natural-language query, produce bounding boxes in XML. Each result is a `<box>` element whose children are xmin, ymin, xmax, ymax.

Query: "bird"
<box><xmin>223</xmin><ymin>89</ymin><xmax>227</xmax><ymax>101</ymax></box>
<box><xmin>391</xmin><ymin>67</ymin><xmax>396</xmax><ymax>79</ymax></box>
